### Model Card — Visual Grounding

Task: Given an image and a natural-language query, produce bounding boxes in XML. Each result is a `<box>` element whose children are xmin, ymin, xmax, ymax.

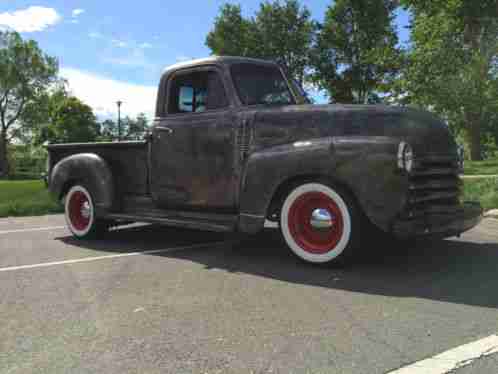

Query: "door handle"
<box><xmin>157</xmin><ymin>126</ymin><xmax>173</xmax><ymax>134</ymax></box>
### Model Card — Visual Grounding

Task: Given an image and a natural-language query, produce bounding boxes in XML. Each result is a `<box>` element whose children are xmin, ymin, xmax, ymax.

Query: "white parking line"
<box><xmin>0</xmin><ymin>226</ymin><xmax>66</xmax><ymax>235</ymax></box>
<box><xmin>0</xmin><ymin>241</ymin><xmax>228</xmax><ymax>273</ymax></box>
<box><xmin>387</xmin><ymin>334</ymin><xmax>498</xmax><ymax>374</ymax></box>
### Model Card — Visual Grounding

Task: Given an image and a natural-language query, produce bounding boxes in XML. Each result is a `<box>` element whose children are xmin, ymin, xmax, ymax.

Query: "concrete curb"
<box><xmin>484</xmin><ymin>209</ymin><xmax>498</xmax><ymax>220</ymax></box>
<box><xmin>461</xmin><ymin>175</ymin><xmax>498</xmax><ymax>179</ymax></box>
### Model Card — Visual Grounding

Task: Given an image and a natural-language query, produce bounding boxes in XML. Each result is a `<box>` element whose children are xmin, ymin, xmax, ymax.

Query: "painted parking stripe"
<box><xmin>387</xmin><ymin>334</ymin><xmax>498</xmax><ymax>374</ymax></box>
<box><xmin>0</xmin><ymin>226</ymin><xmax>66</xmax><ymax>235</ymax></box>
<box><xmin>0</xmin><ymin>241</ymin><xmax>228</xmax><ymax>273</ymax></box>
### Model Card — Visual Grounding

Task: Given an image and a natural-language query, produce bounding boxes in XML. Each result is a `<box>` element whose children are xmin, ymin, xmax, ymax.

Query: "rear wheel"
<box><xmin>64</xmin><ymin>185</ymin><xmax>109</xmax><ymax>239</ymax></box>
<box><xmin>280</xmin><ymin>182</ymin><xmax>359</xmax><ymax>264</ymax></box>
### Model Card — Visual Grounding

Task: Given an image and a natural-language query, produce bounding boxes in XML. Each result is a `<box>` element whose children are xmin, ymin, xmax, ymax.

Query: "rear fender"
<box><xmin>49</xmin><ymin>153</ymin><xmax>114</xmax><ymax>216</ymax></box>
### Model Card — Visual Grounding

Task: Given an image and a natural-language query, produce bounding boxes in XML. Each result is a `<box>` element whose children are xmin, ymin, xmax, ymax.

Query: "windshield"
<box><xmin>230</xmin><ymin>63</ymin><xmax>296</xmax><ymax>106</ymax></box>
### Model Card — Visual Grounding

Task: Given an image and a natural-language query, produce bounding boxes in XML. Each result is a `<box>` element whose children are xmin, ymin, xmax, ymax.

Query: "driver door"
<box><xmin>150</xmin><ymin>66</ymin><xmax>239</xmax><ymax>212</ymax></box>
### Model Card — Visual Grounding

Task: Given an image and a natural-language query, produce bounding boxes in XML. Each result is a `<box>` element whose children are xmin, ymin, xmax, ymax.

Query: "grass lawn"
<box><xmin>463</xmin><ymin>177</ymin><xmax>498</xmax><ymax>211</ymax></box>
<box><xmin>464</xmin><ymin>158</ymin><xmax>498</xmax><ymax>176</ymax></box>
<box><xmin>0</xmin><ymin>180</ymin><xmax>63</xmax><ymax>218</ymax></box>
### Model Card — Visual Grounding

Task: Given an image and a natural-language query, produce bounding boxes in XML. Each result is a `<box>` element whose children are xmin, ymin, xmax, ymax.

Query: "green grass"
<box><xmin>463</xmin><ymin>177</ymin><xmax>498</xmax><ymax>211</ymax></box>
<box><xmin>0</xmin><ymin>180</ymin><xmax>63</xmax><ymax>218</ymax></box>
<box><xmin>464</xmin><ymin>158</ymin><xmax>498</xmax><ymax>176</ymax></box>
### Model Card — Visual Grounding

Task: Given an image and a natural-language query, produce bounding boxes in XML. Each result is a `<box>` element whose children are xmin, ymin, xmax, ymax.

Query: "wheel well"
<box><xmin>60</xmin><ymin>179</ymin><xmax>79</xmax><ymax>200</ymax></box>
<box><xmin>266</xmin><ymin>174</ymin><xmax>362</xmax><ymax>221</ymax></box>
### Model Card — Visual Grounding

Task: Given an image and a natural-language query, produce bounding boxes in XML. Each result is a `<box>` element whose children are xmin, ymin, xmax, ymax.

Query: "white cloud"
<box><xmin>60</xmin><ymin>68</ymin><xmax>157</xmax><ymax>119</ymax></box>
<box><xmin>0</xmin><ymin>6</ymin><xmax>61</xmax><ymax>32</ymax></box>
<box><xmin>72</xmin><ymin>9</ymin><xmax>85</xmax><ymax>17</ymax></box>
<box><xmin>111</xmin><ymin>39</ymin><xmax>127</xmax><ymax>48</ymax></box>
<box><xmin>88</xmin><ymin>31</ymin><xmax>102</xmax><ymax>38</ymax></box>
<box><xmin>139</xmin><ymin>42</ymin><xmax>153</xmax><ymax>49</ymax></box>
<box><xmin>102</xmin><ymin>48</ymin><xmax>156</xmax><ymax>70</ymax></box>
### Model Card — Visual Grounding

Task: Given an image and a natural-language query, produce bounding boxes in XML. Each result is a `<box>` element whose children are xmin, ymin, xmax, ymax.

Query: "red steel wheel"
<box><xmin>68</xmin><ymin>190</ymin><xmax>91</xmax><ymax>232</ymax></box>
<box><xmin>287</xmin><ymin>191</ymin><xmax>344</xmax><ymax>254</ymax></box>
<box><xmin>64</xmin><ymin>185</ymin><xmax>107</xmax><ymax>239</ymax></box>
<box><xmin>281</xmin><ymin>183</ymin><xmax>353</xmax><ymax>263</ymax></box>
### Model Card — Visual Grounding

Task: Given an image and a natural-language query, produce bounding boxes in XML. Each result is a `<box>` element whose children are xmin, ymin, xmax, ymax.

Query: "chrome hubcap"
<box><xmin>310</xmin><ymin>208</ymin><xmax>333</xmax><ymax>230</ymax></box>
<box><xmin>80</xmin><ymin>201</ymin><xmax>91</xmax><ymax>219</ymax></box>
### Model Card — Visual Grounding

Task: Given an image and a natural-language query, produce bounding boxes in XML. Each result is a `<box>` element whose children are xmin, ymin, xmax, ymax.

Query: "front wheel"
<box><xmin>64</xmin><ymin>184</ymin><xmax>108</xmax><ymax>239</ymax></box>
<box><xmin>280</xmin><ymin>182</ymin><xmax>359</xmax><ymax>264</ymax></box>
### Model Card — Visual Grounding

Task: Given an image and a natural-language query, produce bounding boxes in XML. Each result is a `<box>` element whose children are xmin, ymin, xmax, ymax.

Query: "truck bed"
<box><xmin>47</xmin><ymin>141</ymin><xmax>149</xmax><ymax>196</ymax></box>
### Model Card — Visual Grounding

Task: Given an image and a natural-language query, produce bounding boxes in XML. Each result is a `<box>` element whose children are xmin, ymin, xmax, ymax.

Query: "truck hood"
<box><xmin>252</xmin><ymin>104</ymin><xmax>458</xmax><ymax>156</ymax></box>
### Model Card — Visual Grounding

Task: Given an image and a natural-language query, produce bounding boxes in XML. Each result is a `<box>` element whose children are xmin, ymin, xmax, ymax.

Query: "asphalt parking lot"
<box><xmin>0</xmin><ymin>215</ymin><xmax>497</xmax><ymax>374</ymax></box>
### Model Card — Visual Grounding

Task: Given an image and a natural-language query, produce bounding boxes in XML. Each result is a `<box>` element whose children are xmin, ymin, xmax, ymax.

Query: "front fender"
<box><xmin>238</xmin><ymin>136</ymin><xmax>408</xmax><ymax>234</ymax></box>
<box><xmin>49</xmin><ymin>153</ymin><xmax>114</xmax><ymax>215</ymax></box>
<box><xmin>239</xmin><ymin>138</ymin><xmax>335</xmax><ymax>233</ymax></box>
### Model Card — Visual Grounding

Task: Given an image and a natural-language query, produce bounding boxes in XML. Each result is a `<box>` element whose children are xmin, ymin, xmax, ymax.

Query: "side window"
<box><xmin>168</xmin><ymin>70</ymin><xmax>228</xmax><ymax>114</ymax></box>
<box><xmin>178</xmin><ymin>86</ymin><xmax>194</xmax><ymax>112</ymax></box>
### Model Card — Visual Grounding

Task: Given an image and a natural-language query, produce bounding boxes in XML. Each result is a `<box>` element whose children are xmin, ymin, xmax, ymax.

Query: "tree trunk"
<box><xmin>463</xmin><ymin>18</ymin><xmax>484</xmax><ymax>161</ymax></box>
<box><xmin>466</xmin><ymin>110</ymin><xmax>482</xmax><ymax>161</ymax></box>
<box><xmin>0</xmin><ymin>130</ymin><xmax>8</xmax><ymax>178</ymax></box>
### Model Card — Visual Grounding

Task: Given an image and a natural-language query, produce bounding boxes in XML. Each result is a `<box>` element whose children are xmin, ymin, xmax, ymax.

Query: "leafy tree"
<box><xmin>14</xmin><ymin>80</ymin><xmax>68</xmax><ymax>145</ymax></box>
<box><xmin>206</xmin><ymin>1</ymin><xmax>317</xmax><ymax>84</ymax></box>
<box><xmin>206</xmin><ymin>4</ymin><xmax>257</xmax><ymax>57</ymax></box>
<box><xmin>311</xmin><ymin>0</ymin><xmax>402</xmax><ymax>104</ymax></box>
<box><xmin>0</xmin><ymin>31</ymin><xmax>58</xmax><ymax>177</ymax></box>
<box><xmin>98</xmin><ymin>113</ymin><xmax>149</xmax><ymax>142</ymax></box>
<box><xmin>399</xmin><ymin>0</ymin><xmax>498</xmax><ymax>160</ymax></box>
<box><xmin>253</xmin><ymin>0</ymin><xmax>317</xmax><ymax>84</ymax></box>
<box><xmin>99</xmin><ymin>119</ymin><xmax>118</xmax><ymax>141</ymax></box>
<box><xmin>126</xmin><ymin>112</ymin><xmax>149</xmax><ymax>140</ymax></box>
<box><xmin>42</xmin><ymin>96</ymin><xmax>99</xmax><ymax>144</ymax></box>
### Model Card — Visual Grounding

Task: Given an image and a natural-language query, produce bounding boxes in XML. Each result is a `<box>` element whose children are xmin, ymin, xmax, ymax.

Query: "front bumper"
<box><xmin>392</xmin><ymin>202</ymin><xmax>483</xmax><ymax>238</ymax></box>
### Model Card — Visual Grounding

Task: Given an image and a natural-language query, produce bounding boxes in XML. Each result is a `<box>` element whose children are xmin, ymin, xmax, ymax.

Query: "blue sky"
<box><xmin>0</xmin><ymin>1</ymin><xmax>411</xmax><ymax>118</ymax></box>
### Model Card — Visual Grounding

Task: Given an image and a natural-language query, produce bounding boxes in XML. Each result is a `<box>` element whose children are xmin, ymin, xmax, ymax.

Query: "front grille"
<box><xmin>403</xmin><ymin>156</ymin><xmax>462</xmax><ymax>218</ymax></box>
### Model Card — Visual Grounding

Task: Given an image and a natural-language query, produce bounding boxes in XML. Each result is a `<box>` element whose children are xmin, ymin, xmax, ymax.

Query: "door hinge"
<box><xmin>237</xmin><ymin>119</ymin><xmax>252</xmax><ymax>160</ymax></box>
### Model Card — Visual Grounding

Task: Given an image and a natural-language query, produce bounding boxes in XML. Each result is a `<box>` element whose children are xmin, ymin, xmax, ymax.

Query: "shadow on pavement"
<box><xmin>57</xmin><ymin>223</ymin><xmax>498</xmax><ymax>309</ymax></box>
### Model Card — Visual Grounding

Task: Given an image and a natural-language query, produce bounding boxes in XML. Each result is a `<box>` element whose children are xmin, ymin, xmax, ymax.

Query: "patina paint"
<box><xmin>47</xmin><ymin>56</ymin><xmax>481</xmax><ymax>238</ymax></box>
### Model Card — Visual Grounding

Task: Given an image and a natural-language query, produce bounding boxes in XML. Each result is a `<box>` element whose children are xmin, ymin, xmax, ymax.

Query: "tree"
<box><xmin>253</xmin><ymin>0</ymin><xmax>317</xmax><ymax>84</ymax></box>
<box><xmin>206</xmin><ymin>1</ymin><xmax>317</xmax><ymax>84</ymax></box>
<box><xmin>98</xmin><ymin>113</ymin><xmax>149</xmax><ymax>142</ymax></box>
<box><xmin>99</xmin><ymin>119</ymin><xmax>118</xmax><ymax>141</ymax></box>
<box><xmin>42</xmin><ymin>96</ymin><xmax>99</xmax><ymax>144</ymax></box>
<box><xmin>126</xmin><ymin>112</ymin><xmax>149</xmax><ymax>140</ymax></box>
<box><xmin>400</xmin><ymin>0</ymin><xmax>498</xmax><ymax>160</ymax></box>
<box><xmin>311</xmin><ymin>0</ymin><xmax>403</xmax><ymax>104</ymax></box>
<box><xmin>206</xmin><ymin>4</ymin><xmax>257</xmax><ymax>57</ymax></box>
<box><xmin>0</xmin><ymin>31</ymin><xmax>58</xmax><ymax>176</ymax></box>
<box><xmin>14</xmin><ymin>80</ymin><xmax>68</xmax><ymax>145</ymax></box>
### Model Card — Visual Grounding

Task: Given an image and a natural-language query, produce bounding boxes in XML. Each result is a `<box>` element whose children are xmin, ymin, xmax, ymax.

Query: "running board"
<box><xmin>106</xmin><ymin>213</ymin><xmax>237</xmax><ymax>233</ymax></box>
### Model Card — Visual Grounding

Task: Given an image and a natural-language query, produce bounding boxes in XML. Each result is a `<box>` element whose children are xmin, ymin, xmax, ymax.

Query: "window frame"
<box><xmin>165</xmin><ymin>65</ymin><xmax>230</xmax><ymax>118</ymax></box>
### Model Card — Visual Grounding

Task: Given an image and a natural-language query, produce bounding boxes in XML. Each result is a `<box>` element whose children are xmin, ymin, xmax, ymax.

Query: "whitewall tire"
<box><xmin>64</xmin><ymin>185</ymin><xmax>107</xmax><ymax>239</ymax></box>
<box><xmin>280</xmin><ymin>182</ymin><xmax>355</xmax><ymax>264</ymax></box>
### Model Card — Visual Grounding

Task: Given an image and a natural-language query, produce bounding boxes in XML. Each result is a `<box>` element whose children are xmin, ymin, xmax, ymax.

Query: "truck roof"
<box><xmin>161</xmin><ymin>56</ymin><xmax>278</xmax><ymax>76</ymax></box>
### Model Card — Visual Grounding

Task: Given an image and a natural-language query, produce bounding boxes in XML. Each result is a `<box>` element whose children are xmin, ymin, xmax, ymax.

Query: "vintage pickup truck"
<box><xmin>46</xmin><ymin>56</ymin><xmax>482</xmax><ymax>264</ymax></box>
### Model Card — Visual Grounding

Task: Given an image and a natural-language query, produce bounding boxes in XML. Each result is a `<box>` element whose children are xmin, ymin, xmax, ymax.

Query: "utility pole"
<box><xmin>116</xmin><ymin>100</ymin><xmax>123</xmax><ymax>141</ymax></box>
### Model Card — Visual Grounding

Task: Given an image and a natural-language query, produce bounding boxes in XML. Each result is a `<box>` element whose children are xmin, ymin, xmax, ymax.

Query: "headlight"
<box><xmin>398</xmin><ymin>142</ymin><xmax>414</xmax><ymax>173</ymax></box>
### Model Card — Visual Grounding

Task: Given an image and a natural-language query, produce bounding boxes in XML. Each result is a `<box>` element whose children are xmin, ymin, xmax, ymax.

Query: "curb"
<box><xmin>484</xmin><ymin>209</ymin><xmax>498</xmax><ymax>220</ymax></box>
<box><xmin>461</xmin><ymin>175</ymin><xmax>498</xmax><ymax>179</ymax></box>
